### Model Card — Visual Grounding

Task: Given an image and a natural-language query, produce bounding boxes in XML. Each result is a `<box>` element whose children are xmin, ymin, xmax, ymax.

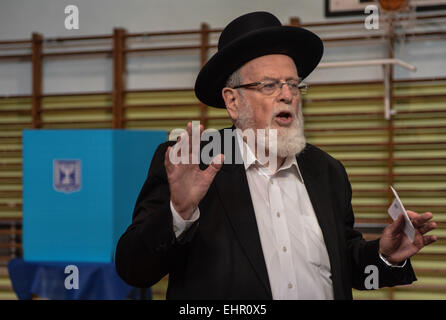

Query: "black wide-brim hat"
<box><xmin>194</xmin><ymin>11</ymin><xmax>324</xmax><ymax>108</ymax></box>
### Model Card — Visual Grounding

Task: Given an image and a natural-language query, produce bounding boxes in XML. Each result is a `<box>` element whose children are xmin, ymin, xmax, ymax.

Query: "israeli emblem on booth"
<box><xmin>53</xmin><ymin>159</ymin><xmax>81</xmax><ymax>193</ymax></box>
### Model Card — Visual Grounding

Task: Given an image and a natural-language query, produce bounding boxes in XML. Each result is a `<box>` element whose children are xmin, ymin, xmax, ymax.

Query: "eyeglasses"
<box><xmin>232</xmin><ymin>78</ymin><xmax>308</xmax><ymax>96</ymax></box>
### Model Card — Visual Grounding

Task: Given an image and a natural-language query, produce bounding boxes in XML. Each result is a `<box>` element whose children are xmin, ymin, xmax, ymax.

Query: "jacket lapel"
<box><xmin>297</xmin><ymin>145</ymin><xmax>343</xmax><ymax>299</ymax></box>
<box><xmin>214</xmin><ymin>162</ymin><xmax>272</xmax><ymax>298</ymax></box>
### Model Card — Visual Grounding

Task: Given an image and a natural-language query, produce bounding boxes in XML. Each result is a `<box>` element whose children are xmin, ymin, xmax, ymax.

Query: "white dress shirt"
<box><xmin>171</xmin><ymin>131</ymin><xmax>334</xmax><ymax>300</ymax></box>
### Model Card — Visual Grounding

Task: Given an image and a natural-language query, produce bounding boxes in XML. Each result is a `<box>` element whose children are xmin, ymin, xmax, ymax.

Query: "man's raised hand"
<box><xmin>164</xmin><ymin>122</ymin><xmax>224</xmax><ymax>220</ymax></box>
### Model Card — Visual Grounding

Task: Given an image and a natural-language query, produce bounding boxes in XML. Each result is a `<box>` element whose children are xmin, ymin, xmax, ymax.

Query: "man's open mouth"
<box><xmin>276</xmin><ymin>111</ymin><xmax>292</xmax><ymax>119</ymax></box>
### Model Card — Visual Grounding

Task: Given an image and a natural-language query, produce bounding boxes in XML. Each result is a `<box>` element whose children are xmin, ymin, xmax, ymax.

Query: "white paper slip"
<box><xmin>387</xmin><ymin>186</ymin><xmax>415</xmax><ymax>243</ymax></box>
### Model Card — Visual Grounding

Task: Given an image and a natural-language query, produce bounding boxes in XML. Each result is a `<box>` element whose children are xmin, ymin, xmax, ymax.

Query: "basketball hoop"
<box><xmin>379</xmin><ymin>0</ymin><xmax>417</xmax><ymax>56</ymax></box>
<box><xmin>379</xmin><ymin>0</ymin><xmax>408</xmax><ymax>12</ymax></box>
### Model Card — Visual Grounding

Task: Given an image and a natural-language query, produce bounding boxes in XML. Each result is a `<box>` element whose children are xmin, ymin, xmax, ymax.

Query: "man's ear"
<box><xmin>222</xmin><ymin>87</ymin><xmax>239</xmax><ymax>121</ymax></box>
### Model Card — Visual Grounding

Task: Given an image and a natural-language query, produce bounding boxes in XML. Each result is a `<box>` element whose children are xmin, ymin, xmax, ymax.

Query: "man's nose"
<box><xmin>277</xmin><ymin>83</ymin><xmax>295</xmax><ymax>103</ymax></box>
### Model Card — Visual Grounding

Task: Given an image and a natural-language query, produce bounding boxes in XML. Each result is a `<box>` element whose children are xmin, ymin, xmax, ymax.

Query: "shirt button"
<box><xmin>288</xmin><ymin>283</ymin><xmax>293</xmax><ymax>289</ymax></box>
<box><xmin>282</xmin><ymin>246</ymin><xmax>287</xmax><ymax>252</ymax></box>
<box><xmin>270</xmin><ymin>180</ymin><xmax>273</xmax><ymax>185</ymax></box>
<box><xmin>276</xmin><ymin>212</ymin><xmax>280</xmax><ymax>217</ymax></box>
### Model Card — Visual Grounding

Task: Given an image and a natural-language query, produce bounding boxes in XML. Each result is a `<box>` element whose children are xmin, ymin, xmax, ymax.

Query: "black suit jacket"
<box><xmin>115</xmin><ymin>129</ymin><xmax>417</xmax><ymax>299</ymax></box>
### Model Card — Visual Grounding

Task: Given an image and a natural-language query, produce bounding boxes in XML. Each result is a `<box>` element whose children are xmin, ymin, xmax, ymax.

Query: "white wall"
<box><xmin>0</xmin><ymin>0</ymin><xmax>329</xmax><ymax>39</ymax></box>
<box><xmin>0</xmin><ymin>0</ymin><xmax>445</xmax><ymax>96</ymax></box>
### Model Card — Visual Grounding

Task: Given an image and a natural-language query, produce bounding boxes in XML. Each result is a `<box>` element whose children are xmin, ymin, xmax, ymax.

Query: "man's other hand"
<box><xmin>379</xmin><ymin>210</ymin><xmax>437</xmax><ymax>265</ymax></box>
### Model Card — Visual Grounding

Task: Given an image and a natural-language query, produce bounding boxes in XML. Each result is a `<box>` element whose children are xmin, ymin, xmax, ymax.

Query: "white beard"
<box><xmin>270</xmin><ymin>107</ymin><xmax>306</xmax><ymax>158</ymax></box>
<box><xmin>235</xmin><ymin>97</ymin><xmax>306</xmax><ymax>159</ymax></box>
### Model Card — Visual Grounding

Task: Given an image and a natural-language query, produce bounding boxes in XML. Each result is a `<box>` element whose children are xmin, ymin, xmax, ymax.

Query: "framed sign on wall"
<box><xmin>325</xmin><ymin>0</ymin><xmax>446</xmax><ymax>17</ymax></box>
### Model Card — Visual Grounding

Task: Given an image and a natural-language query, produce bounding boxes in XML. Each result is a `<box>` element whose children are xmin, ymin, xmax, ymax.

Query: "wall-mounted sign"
<box><xmin>325</xmin><ymin>0</ymin><xmax>446</xmax><ymax>17</ymax></box>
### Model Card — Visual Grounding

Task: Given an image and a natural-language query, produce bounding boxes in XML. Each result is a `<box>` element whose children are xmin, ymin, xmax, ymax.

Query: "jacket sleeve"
<box><xmin>337</xmin><ymin>160</ymin><xmax>418</xmax><ymax>290</ymax></box>
<box><xmin>115</xmin><ymin>142</ymin><xmax>198</xmax><ymax>288</ymax></box>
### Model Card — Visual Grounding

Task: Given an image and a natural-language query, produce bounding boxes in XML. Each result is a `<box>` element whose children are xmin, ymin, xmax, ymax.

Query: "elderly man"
<box><xmin>115</xmin><ymin>11</ymin><xmax>437</xmax><ymax>300</ymax></box>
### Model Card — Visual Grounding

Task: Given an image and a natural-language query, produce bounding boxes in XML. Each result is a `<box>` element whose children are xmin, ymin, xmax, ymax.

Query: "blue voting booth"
<box><xmin>22</xmin><ymin>129</ymin><xmax>167</xmax><ymax>262</ymax></box>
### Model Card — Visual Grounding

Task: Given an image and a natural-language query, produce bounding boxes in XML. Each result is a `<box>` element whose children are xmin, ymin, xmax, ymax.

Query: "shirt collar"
<box><xmin>235</xmin><ymin>129</ymin><xmax>258</xmax><ymax>170</ymax></box>
<box><xmin>235</xmin><ymin>129</ymin><xmax>304</xmax><ymax>183</ymax></box>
